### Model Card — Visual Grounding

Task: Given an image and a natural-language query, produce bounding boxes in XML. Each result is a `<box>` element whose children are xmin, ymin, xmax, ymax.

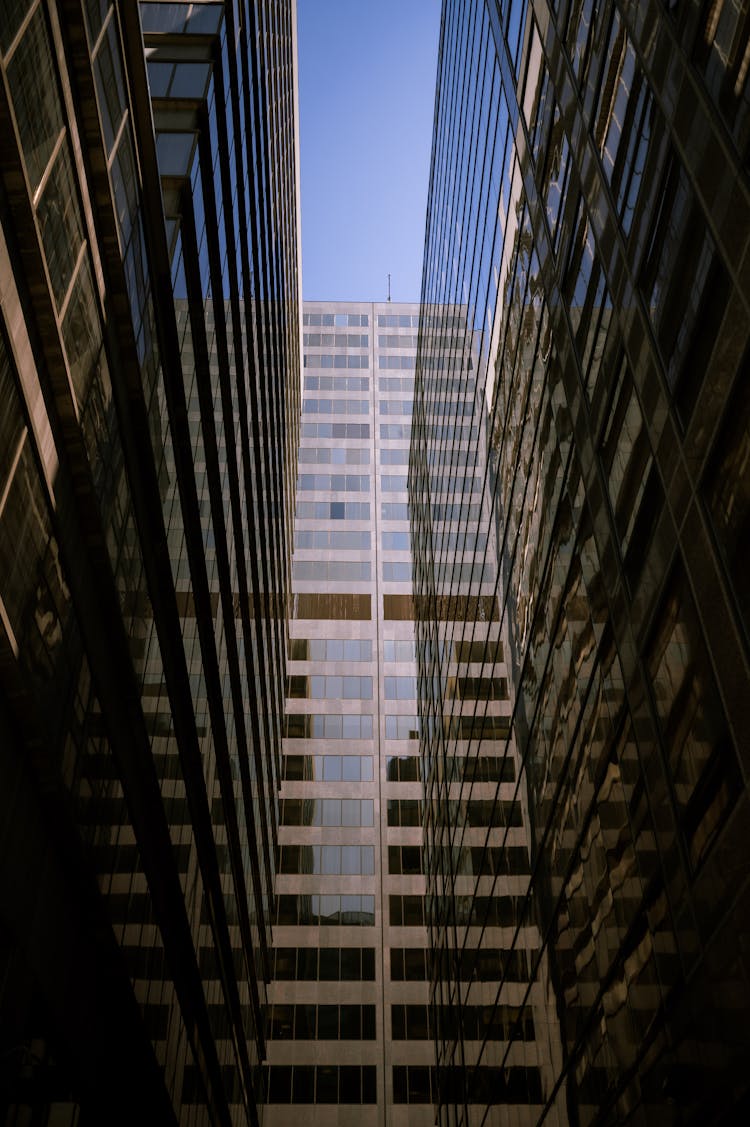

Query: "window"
<box><xmin>388</xmin><ymin>846</ymin><xmax>423</xmax><ymax>874</ymax></box>
<box><xmin>302</xmin><ymin>399</ymin><xmax>369</xmax><ymax>415</ymax></box>
<box><xmin>298</xmin><ymin>447</ymin><xmax>370</xmax><ymax>465</ymax></box>
<box><xmin>293</xmin><ymin>560</ymin><xmax>371</xmax><ymax>582</ymax></box>
<box><xmin>273</xmin><ymin>947</ymin><xmax>376</xmax><ymax>982</ymax></box>
<box><xmin>262</xmin><ymin>1063</ymin><xmax>377</xmax><ymax>1104</ymax></box>
<box><xmin>385</xmin><ymin>755</ymin><xmax>421</xmax><ymax>781</ymax></box>
<box><xmin>295</xmin><ymin>501</ymin><xmax>371</xmax><ymax>520</ymax></box>
<box><xmin>384</xmin><ymin>676</ymin><xmax>418</xmax><ymax>700</ymax></box>
<box><xmin>391</xmin><ymin>1005</ymin><xmax>430</xmax><ymax>1039</ymax></box>
<box><xmin>381</xmin><ymin>475</ymin><xmax>408</xmax><ymax>492</ymax></box>
<box><xmin>389</xmin><ymin>896</ymin><xmax>425</xmax><ymax>926</ymax></box>
<box><xmin>276</xmin><ymin>894</ymin><xmax>375</xmax><ymax>926</ymax></box>
<box><xmin>382</xmin><ymin>562</ymin><xmax>412</xmax><ymax>581</ymax></box>
<box><xmin>646</xmin><ymin>566</ymin><xmax>741</xmax><ymax>871</ymax></box>
<box><xmin>390</xmin><ymin>949</ymin><xmax>428</xmax><ymax>981</ymax></box>
<box><xmin>306</xmin><ymin>675</ymin><xmax>372</xmax><ymax>700</ymax></box>
<box><xmin>387</xmin><ymin>800</ymin><xmax>422</xmax><ymax>827</ymax></box>
<box><xmin>282</xmin><ymin>798</ymin><xmax>375</xmax><ymax>827</ymax></box>
<box><xmin>301</xmin><ymin>422</ymin><xmax>370</xmax><ymax>439</ymax></box>
<box><xmin>297</xmin><ymin>473</ymin><xmax>370</xmax><ymax>492</ymax></box>
<box><xmin>292</xmin><ymin>593</ymin><xmax>371</xmax><ymax>620</ymax></box>
<box><xmin>277</xmin><ymin>845</ymin><xmax>375</xmax><ymax>875</ymax></box>
<box><xmin>704</xmin><ymin>369</ymin><xmax>750</xmax><ymax>638</ymax></box>
<box><xmin>284</xmin><ymin>714</ymin><xmax>373</xmax><ymax>740</ymax></box>
<box><xmin>289</xmin><ymin>638</ymin><xmax>372</xmax><ymax>662</ymax></box>
<box><xmin>384</xmin><ymin>715</ymin><xmax>420</xmax><ymax>740</ymax></box>
<box><xmin>381</xmin><ymin>502</ymin><xmax>410</xmax><ymax>520</ymax></box>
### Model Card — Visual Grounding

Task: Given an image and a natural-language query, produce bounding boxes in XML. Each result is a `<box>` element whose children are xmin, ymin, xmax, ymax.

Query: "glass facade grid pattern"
<box><xmin>0</xmin><ymin>0</ymin><xmax>302</xmax><ymax>1123</ymax></box>
<box><xmin>410</xmin><ymin>2</ymin><xmax>750</xmax><ymax>1126</ymax></box>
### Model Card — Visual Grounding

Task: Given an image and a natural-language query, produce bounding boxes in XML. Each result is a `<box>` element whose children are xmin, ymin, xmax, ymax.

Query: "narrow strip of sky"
<box><xmin>297</xmin><ymin>0</ymin><xmax>442</xmax><ymax>303</ymax></box>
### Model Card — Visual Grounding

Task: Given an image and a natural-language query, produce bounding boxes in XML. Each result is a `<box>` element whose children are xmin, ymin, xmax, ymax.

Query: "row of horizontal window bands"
<box><xmin>304</xmin><ymin>365</ymin><xmax>368</xmax><ymax>379</ymax></box>
<box><xmin>297</xmin><ymin>421</ymin><xmax>479</xmax><ymax>441</ymax></box>
<box><xmin>389</xmin><ymin>894</ymin><xmax>535</xmax><ymax>928</ymax></box>
<box><xmin>286</xmin><ymin>671</ymin><xmax>372</xmax><ymax>698</ymax></box>
<box><xmin>280</xmin><ymin>799</ymin><xmax>374</xmax><ymax>827</ymax></box>
<box><xmin>301</xmin><ymin>421</ymin><xmax>370</xmax><ymax>438</ymax></box>
<box><xmin>275</xmin><ymin>842</ymin><xmax>531</xmax><ymax>878</ymax></box>
<box><xmin>284</xmin><ymin>713</ymin><xmax>512</xmax><ymax>742</ymax></box>
<box><xmin>380</xmin><ymin>753</ymin><xmax>515</xmax><ymax>784</ymax></box>
<box><xmin>294</xmin><ymin>530</ymin><xmax>372</xmax><ymax>549</ymax></box>
<box><xmin>287</xmin><ymin>675</ymin><xmax>442</xmax><ymax>700</ymax></box>
<box><xmin>289</xmin><ymin>637</ymin><xmax>501</xmax><ymax>668</ymax></box>
<box><xmin>301</xmin><ymin>400</ymin><xmax>414</xmax><ymax>416</ymax></box>
<box><xmin>292</xmin><ymin>561</ymin><xmax>372</xmax><ymax>582</ymax></box>
<box><xmin>391</xmin><ymin>1065</ymin><xmax>543</xmax><ymax>1106</ymax></box>
<box><xmin>302</xmin><ymin>332</ymin><xmax>369</xmax><ymax>347</ymax></box>
<box><xmin>267</xmin><ymin>1004</ymin><xmax>376</xmax><ymax>1041</ymax></box>
<box><xmin>390</xmin><ymin>1005</ymin><xmax>535</xmax><ymax>1042</ymax></box>
<box><xmin>277</xmin><ymin>844</ymin><xmax>375</xmax><ymax>876</ymax></box>
<box><xmin>297</xmin><ymin>473</ymin><xmax>370</xmax><ymax>491</ymax></box>
<box><xmin>296</xmin><ymin>475</ymin><xmax>431</xmax><ymax>492</ymax></box>
<box><xmin>389</xmin><ymin>843</ymin><xmax>530</xmax><ymax>876</ymax></box>
<box><xmin>287</xmin><ymin>592</ymin><xmax>500</xmax><ymax>625</ymax></box>
<box><xmin>386</xmin><ymin>800</ymin><xmax>522</xmax><ymax>829</ymax></box>
<box><xmin>284</xmin><ymin>713</ymin><xmax>374</xmax><ymax>739</ymax></box>
<box><xmin>273</xmin><ymin>946</ymin><xmax>376</xmax><ymax>981</ymax></box>
<box><xmin>275</xmin><ymin>894</ymin><xmax>374</xmax><ymax>927</ymax></box>
<box><xmin>292</xmin><ymin>563</ymin><xmax>415</xmax><ymax>583</ymax></box>
<box><xmin>262</xmin><ymin>1064</ymin><xmax>376</xmax><ymax>1105</ymax></box>
<box><xmin>392</xmin><ymin>945</ymin><xmax>534</xmax><ymax>984</ymax></box>
<box><xmin>303</xmin><ymin>312</ymin><xmax>369</xmax><ymax>327</ymax></box>
<box><xmin>297</xmin><ymin>449</ymin><xmax>425</xmax><ymax>468</ymax></box>
<box><xmin>260</xmin><ymin>1065</ymin><xmax>544</xmax><ymax>1107</ymax></box>
<box><xmin>302</xmin><ymin>373</ymin><xmax>420</xmax><ymax>392</ymax></box>
<box><xmin>298</xmin><ymin>446</ymin><xmax>371</xmax><ymax>465</ymax></box>
<box><xmin>288</xmin><ymin>638</ymin><xmax>374</xmax><ymax>661</ymax></box>
<box><xmin>282</xmin><ymin>754</ymin><xmax>374</xmax><ymax>782</ymax></box>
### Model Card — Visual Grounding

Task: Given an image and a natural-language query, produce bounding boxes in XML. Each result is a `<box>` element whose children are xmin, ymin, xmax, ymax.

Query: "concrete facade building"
<box><xmin>262</xmin><ymin>301</ymin><xmax>435</xmax><ymax>1125</ymax></box>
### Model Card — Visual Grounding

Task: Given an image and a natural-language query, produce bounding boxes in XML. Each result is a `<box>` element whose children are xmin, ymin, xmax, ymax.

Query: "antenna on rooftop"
<box><xmin>387</xmin><ymin>273</ymin><xmax>391</xmax><ymax>302</ymax></box>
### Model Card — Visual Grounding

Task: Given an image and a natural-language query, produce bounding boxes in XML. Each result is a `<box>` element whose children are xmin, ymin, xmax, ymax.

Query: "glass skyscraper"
<box><xmin>411</xmin><ymin>1</ymin><xmax>750</xmax><ymax>1124</ymax></box>
<box><xmin>2</xmin><ymin>1</ymin><xmax>750</xmax><ymax>1125</ymax></box>
<box><xmin>0</xmin><ymin>2</ymin><xmax>301</xmax><ymax>1124</ymax></box>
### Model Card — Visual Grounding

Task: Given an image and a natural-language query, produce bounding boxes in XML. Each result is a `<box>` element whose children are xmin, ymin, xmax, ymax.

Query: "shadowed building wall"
<box><xmin>410</xmin><ymin>1</ymin><xmax>750</xmax><ymax>1124</ymax></box>
<box><xmin>0</xmin><ymin>2</ymin><xmax>302</xmax><ymax>1123</ymax></box>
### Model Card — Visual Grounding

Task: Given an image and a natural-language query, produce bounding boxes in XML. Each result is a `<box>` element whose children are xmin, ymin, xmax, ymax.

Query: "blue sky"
<box><xmin>297</xmin><ymin>0</ymin><xmax>442</xmax><ymax>303</ymax></box>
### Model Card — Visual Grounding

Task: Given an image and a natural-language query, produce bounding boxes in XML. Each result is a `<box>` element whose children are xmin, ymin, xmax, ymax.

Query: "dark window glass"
<box><xmin>704</xmin><ymin>368</ymin><xmax>750</xmax><ymax>639</ymax></box>
<box><xmin>316</xmin><ymin>1066</ymin><xmax>337</xmax><ymax>1103</ymax></box>
<box><xmin>317</xmin><ymin>1005</ymin><xmax>338</xmax><ymax>1039</ymax></box>
<box><xmin>339</xmin><ymin>1005</ymin><xmax>361</xmax><ymax>1039</ymax></box>
<box><xmin>293</xmin><ymin>1066</ymin><xmax>315</xmax><ymax>1104</ymax></box>
<box><xmin>646</xmin><ymin>566</ymin><xmax>741</xmax><ymax>870</ymax></box>
<box><xmin>362</xmin><ymin>1006</ymin><xmax>376</xmax><ymax>1040</ymax></box>
<box><xmin>339</xmin><ymin>1066</ymin><xmax>361</xmax><ymax>1104</ymax></box>
<box><xmin>362</xmin><ymin>1066</ymin><xmax>377</xmax><ymax>1104</ymax></box>
<box><xmin>269</xmin><ymin>1065</ymin><xmax>291</xmax><ymax>1103</ymax></box>
<box><xmin>362</xmin><ymin>948</ymin><xmax>376</xmax><ymax>981</ymax></box>
<box><xmin>319</xmin><ymin>948</ymin><xmax>339</xmax><ymax>981</ymax></box>
<box><xmin>340</xmin><ymin>947</ymin><xmax>360</xmax><ymax>981</ymax></box>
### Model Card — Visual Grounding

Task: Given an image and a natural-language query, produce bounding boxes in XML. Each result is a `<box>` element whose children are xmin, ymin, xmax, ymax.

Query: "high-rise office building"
<box><xmin>262</xmin><ymin>301</ymin><xmax>436</xmax><ymax>1125</ymax></box>
<box><xmin>411</xmin><ymin>1</ymin><xmax>750</xmax><ymax>1125</ymax></box>
<box><xmin>0</xmin><ymin>2</ymin><xmax>301</xmax><ymax>1124</ymax></box>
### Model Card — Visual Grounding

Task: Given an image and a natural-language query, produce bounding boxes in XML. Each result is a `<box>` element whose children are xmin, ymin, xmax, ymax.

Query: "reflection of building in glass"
<box><xmin>411</xmin><ymin>1</ymin><xmax>750</xmax><ymax>1124</ymax></box>
<box><xmin>263</xmin><ymin>302</ymin><xmax>435</xmax><ymax>1125</ymax></box>
<box><xmin>0</xmin><ymin>2</ymin><xmax>301</xmax><ymax>1123</ymax></box>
